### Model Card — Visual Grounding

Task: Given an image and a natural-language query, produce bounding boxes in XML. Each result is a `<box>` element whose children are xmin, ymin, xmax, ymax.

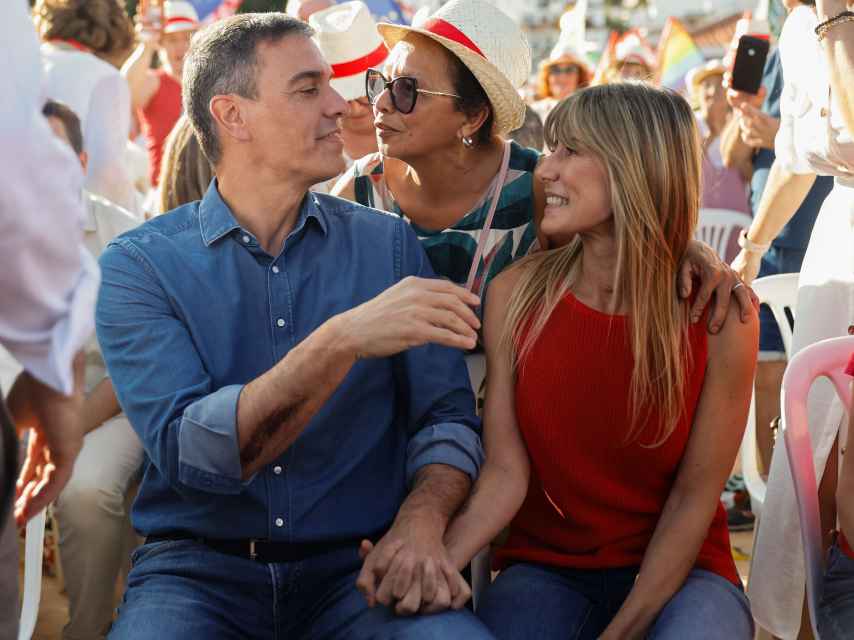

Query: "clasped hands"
<box><xmin>356</xmin><ymin>514</ymin><xmax>471</xmax><ymax>616</ymax></box>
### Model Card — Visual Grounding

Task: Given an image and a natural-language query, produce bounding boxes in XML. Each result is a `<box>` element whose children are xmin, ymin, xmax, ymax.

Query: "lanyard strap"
<box><xmin>465</xmin><ymin>140</ymin><xmax>512</xmax><ymax>294</ymax></box>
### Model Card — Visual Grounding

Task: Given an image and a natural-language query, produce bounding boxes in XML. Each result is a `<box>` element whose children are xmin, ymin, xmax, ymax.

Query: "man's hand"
<box><xmin>356</xmin><ymin>516</ymin><xmax>471</xmax><ymax>615</ymax></box>
<box><xmin>8</xmin><ymin>352</ymin><xmax>85</xmax><ymax>525</ymax></box>
<box><xmin>679</xmin><ymin>241</ymin><xmax>758</xmax><ymax>333</ymax></box>
<box><xmin>738</xmin><ymin>104</ymin><xmax>781</xmax><ymax>150</ymax></box>
<box><xmin>339</xmin><ymin>277</ymin><xmax>481</xmax><ymax>358</ymax></box>
<box><xmin>731</xmin><ymin>248</ymin><xmax>764</xmax><ymax>285</ymax></box>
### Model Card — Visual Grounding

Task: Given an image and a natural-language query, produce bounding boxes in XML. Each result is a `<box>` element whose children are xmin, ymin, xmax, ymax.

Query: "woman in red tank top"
<box><xmin>443</xmin><ymin>83</ymin><xmax>759</xmax><ymax>639</ymax></box>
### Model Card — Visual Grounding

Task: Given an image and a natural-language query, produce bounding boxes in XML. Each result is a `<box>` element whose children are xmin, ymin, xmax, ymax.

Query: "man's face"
<box><xmin>161</xmin><ymin>30</ymin><xmax>195</xmax><ymax>79</ymax></box>
<box><xmin>235</xmin><ymin>36</ymin><xmax>347</xmax><ymax>186</ymax></box>
<box><xmin>46</xmin><ymin>116</ymin><xmax>87</xmax><ymax>170</ymax></box>
<box><xmin>341</xmin><ymin>96</ymin><xmax>376</xmax><ymax>137</ymax></box>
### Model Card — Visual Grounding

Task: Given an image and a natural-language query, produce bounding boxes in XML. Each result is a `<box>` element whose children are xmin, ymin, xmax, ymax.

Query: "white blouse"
<box><xmin>775</xmin><ymin>5</ymin><xmax>854</xmax><ymax>179</ymax></box>
<box><xmin>0</xmin><ymin>2</ymin><xmax>100</xmax><ymax>394</ymax></box>
<box><xmin>41</xmin><ymin>43</ymin><xmax>138</xmax><ymax>213</ymax></box>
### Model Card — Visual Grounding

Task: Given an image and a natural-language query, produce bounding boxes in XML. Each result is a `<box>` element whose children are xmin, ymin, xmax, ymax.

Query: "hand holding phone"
<box><xmin>730</xmin><ymin>35</ymin><xmax>770</xmax><ymax>95</ymax></box>
<box><xmin>136</xmin><ymin>0</ymin><xmax>163</xmax><ymax>44</ymax></box>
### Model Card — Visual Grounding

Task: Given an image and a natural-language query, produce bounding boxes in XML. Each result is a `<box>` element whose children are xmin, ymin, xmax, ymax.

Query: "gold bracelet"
<box><xmin>816</xmin><ymin>12</ymin><xmax>854</xmax><ymax>41</ymax></box>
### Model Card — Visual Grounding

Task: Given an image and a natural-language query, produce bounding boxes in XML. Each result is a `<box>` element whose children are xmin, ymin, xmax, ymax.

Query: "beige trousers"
<box><xmin>53</xmin><ymin>415</ymin><xmax>143</xmax><ymax>640</ymax></box>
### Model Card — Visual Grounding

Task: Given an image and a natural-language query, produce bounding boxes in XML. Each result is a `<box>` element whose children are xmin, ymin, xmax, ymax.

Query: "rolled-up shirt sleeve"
<box><xmin>0</xmin><ymin>0</ymin><xmax>99</xmax><ymax>394</ymax></box>
<box><xmin>393</xmin><ymin>221</ymin><xmax>485</xmax><ymax>487</ymax></box>
<box><xmin>97</xmin><ymin>240</ymin><xmax>245</xmax><ymax>495</ymax></box>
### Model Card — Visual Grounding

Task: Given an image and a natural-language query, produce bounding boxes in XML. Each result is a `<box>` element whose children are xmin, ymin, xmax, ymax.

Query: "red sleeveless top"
<box><xmin>495</xmin><ymin>292</ymin><xmax>740</xmax><ymax>586</ymax></box>
<box><xmin>139</xmin><ymin>69</ymin><xmax>182</xmax><ymax>187</ymax></box>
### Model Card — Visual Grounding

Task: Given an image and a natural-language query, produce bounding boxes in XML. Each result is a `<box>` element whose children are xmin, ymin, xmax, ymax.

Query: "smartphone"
<box><xmin>730</xmin><ymin>35</ymin><xmax>770</xmax><ymax>95</ymax></box>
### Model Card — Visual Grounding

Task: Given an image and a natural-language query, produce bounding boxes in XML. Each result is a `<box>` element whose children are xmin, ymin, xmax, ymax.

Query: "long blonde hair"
<box><xmin>159</xmin><ymin>115</ymin><xmax>214</xmax><ymax>213</ymax></box>
<box><xmin>503</xmin><ymin>83</ymin><xmax>702</xmax><ymax>446</ymax></box>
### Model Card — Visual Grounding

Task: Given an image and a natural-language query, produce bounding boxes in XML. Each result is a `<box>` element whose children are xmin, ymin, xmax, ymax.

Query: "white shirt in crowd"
<box><xmin>0</xmin><ymin>0</ymin><xmax>99</xmax><ymax>395</ymax></box>
<box><xmin>41</xmin><ymin>42</ymin><xmax>138</xmax><ymax>215</ymax></box>
<box><xmin>80</xmin><ymin>191</ymin><xmax>140</xmax><ymax>390</ymax></box>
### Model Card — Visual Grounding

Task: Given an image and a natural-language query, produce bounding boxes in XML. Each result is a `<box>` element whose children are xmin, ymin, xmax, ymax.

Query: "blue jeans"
<box><xmin>818</xmin><ymin>541</ymin><xmax>854</xmax><ymax>640</ymax></box>
<box><xmin>477</xmin><ymin>563</ymin><xmax>753</xmax><ymax>640</ymax></box>
<box><xmin>757</xmin><ymin>246</ymin><xmax>806</xmax><ymax>355</ymax></box>
<box><xmin>108</xmin><ymin>539</ymin><xmax>495</xmax><ymax>639</ymax></box>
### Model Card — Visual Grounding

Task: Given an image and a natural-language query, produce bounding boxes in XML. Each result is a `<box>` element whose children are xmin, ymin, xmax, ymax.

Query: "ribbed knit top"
<box><xmin>495</xmin><ymin>292</ymin><xmax>740</xmax><ymax>586</ymax></box>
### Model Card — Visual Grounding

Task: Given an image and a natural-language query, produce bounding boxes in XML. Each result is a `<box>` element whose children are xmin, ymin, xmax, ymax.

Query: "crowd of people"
<box><xmin>0</xmin><ymin>0</ymin><xmax>852</xmax><ymax>638</ymax></box>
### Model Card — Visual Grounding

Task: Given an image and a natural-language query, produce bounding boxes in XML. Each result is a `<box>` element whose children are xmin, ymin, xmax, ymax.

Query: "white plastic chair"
<box><xmin>695</xmin><ymin>208</ymin><xmax>753</xmax><ymax>260</ymax></box>
<box><xmin>18</xmin><ymin>507</ymin><xmax>46</xmax><ymax>640</ymax></box>
<box><xmin>738</xmin><ymin>273</ymin><xmax>800</xmax><ymax>518</ymax></box>
<box><xmin>781</xmin><ymin>335</ymin><xmax>854</xmax><ymax>639</ymax></box>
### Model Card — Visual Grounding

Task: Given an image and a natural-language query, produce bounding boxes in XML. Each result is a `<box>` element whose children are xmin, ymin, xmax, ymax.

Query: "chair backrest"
<box><xmin>751</xmin><ymin>273</ymin><xmax>800</xmax><ymax>358</ymax></box>
<box><xmin>781</xmin><ymin>335</ymin><xmax>854</xmax><ymax>640</ymax></box>
<box><xmin>739</xmin><ymin>273</ymin><xmax>800</xmax><ymax>519</ymax></box>
<box><xmin>695</xmin><ymin>208</ymin><xmax>753</xmax><ymax>260</ymax></box>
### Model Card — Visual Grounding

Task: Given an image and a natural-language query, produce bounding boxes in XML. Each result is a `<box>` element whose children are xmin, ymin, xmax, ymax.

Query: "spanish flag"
<box><xmin>656</xmin><ymin>17</ymin><xmax>705</xmax><ymax>93</ymax></box>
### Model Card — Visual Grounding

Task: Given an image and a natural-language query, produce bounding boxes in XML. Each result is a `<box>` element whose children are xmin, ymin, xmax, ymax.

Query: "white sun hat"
<box><xmin>310</xmin><ymin>1</ymin><xmax>389</xmax><ymax>101</ymax></box>
<box><xmin>615</xmin><ymin>32</ymin><xmax>656</xmax><ymax>70</ymax></box>
<box><xmin>162</xmin><ymin>1</ymin><xmax>200</xmax><ymax>34</ymax></box>
<box><xmin>376</xmin><ymin>0</ymin><xmax>531</xmax><ymax>135</ymax></box>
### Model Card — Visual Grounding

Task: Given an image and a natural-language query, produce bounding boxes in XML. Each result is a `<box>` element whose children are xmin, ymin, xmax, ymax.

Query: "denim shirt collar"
<box><xmin>198</xmin><ymin>179</ymin><xmax>328</xmax><ymax>247</ymax></box>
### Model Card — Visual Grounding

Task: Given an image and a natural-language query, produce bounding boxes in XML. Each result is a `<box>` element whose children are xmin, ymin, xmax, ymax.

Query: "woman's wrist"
<box><xmin>737</xmin><ymin>229</ymin><xmax>772</xmax><ymax>255</ymax></box>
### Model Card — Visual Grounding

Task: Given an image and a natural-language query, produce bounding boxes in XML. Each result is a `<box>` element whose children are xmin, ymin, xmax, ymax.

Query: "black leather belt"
<box><xmin>145</xmin><ymin>531</ymin><xmax>377</xmax><ymax>564</ymax></box>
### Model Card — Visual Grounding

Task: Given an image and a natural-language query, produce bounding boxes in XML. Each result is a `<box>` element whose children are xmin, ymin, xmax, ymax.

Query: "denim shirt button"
<box><xmin>276</xmin><ymin>318</ymin><xmax>286</xmax><ymax>328</ymax></box>
<box><xmin>273</xmin><ymin>465</ymin><xmax>283</xmax><ymax>475</ymax></box>
<box><xmin>275</xmin><ymin>517</ymin><xmax>284</xmax><ymax>527</ymax></box>
<box><xmin>242</xmin><ymin>235</ymin><xmax>250</xmax><ymax>244</ymax></box>
<box><xmin>272</xmin><ymin>265</ymin><xmax>280</xmax><ymax>274</ymax></box>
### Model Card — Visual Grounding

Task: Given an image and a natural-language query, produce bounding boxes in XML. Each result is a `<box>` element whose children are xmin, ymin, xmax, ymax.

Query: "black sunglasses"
<box><xmin>549</xmin><ymin>63</ymin><xmax>581</xmax><ymax>76</ymax></box>
<box><xmin>365</xmin><ymin>68</ymin><xmax>461</xmax><ymax>115</ymax></box>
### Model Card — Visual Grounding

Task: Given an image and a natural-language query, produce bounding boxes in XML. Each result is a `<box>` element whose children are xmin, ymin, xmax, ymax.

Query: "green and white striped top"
<box><xmin>352</xmin><ymin>141</ymin><xmax>541</xmax><ymax>299</ymax></box>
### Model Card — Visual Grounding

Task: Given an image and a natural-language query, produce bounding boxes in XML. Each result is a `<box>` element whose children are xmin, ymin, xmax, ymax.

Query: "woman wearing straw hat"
<box><xmin>531</xmin><ymin>43</ymin><xmax>593</xmax><ymax>123</ymax></box>
<box><xmin>333</xmin><ymin>0</ymin><xmax>752</xmax><ymax>330</ymax></box>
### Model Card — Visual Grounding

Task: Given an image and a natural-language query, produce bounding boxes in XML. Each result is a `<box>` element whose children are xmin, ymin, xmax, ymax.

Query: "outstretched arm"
<box><xmin>443</xmin><ymin>267</ymin><xmax>531</xmax><ymax>570</ymax></box>
<box><xmin>816</xmin><ymin>0</ymin><xmax>854</xmax><ymax>135</ymax></box>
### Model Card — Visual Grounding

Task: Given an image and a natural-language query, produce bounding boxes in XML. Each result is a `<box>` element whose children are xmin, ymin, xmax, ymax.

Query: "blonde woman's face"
<box><xmin>535</xmin><ymin>145</ymin><xmax>611</xmax><ymax>247</ymax></box>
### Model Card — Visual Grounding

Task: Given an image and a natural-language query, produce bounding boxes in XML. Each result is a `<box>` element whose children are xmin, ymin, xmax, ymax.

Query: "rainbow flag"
<box><xmin>656</xmin><ymin>17</ymin><xmax>705</xmax><ymax>93</ymax></box>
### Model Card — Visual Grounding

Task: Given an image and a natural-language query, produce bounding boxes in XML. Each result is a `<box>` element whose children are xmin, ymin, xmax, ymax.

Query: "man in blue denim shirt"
<box><xmin>98</xmin><ymin>13</ymin><xmax>494</xmax><ymax>639</ymax></box>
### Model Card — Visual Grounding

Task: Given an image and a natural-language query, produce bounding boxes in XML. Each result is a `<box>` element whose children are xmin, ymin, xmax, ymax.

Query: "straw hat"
<box><xmin>310</xmin><ymin>2</ymin><xmax>389</xmax><ymax>101</ymax></box>
<box><xmin>685</xmin><ymin>59</ymin><xmax>725</xmax><ymax>96</ymax></box>
<box><xmin>376</xmin><ymin>0</ymin><xmax>531</xmax><ymax>135</ymax></box>
<box><xmin>162</xmin><ymin>1</ymin><xmax>199</xmax><ymax>34</ymax></box>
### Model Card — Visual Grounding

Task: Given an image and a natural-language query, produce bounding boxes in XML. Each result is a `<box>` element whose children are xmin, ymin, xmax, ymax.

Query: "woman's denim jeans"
<box><xmin>477</xmin><ymin>562</ymin><xmax>753</xmax><ymax>640</ymax></box>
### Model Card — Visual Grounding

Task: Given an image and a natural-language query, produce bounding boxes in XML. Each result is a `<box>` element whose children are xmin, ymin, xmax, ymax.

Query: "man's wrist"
<box><xmin>324</xmin><ymin>313</ymin><xmax>361</xmax><ymax>363</ymax></box>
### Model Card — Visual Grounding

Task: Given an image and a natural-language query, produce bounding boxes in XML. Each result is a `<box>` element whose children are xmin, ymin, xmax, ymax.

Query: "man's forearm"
<box><xmin>393</xmin><ymin>464</ymin><xmax>472</xmax><ymax>536</ymax></box>
<box><xmin>747</xmin><ymin>160</ymin><xmax>816</xmax><ymax>245</ymax></box>
<box><xmin>80</xmin><ymin>377</ymin><xmax>121</xmax><ymax>435</ymax></box>
<box><xmin>237</xmin><ymin>315</ymin><xmax>356</xmax><ymax>479</ymax></box>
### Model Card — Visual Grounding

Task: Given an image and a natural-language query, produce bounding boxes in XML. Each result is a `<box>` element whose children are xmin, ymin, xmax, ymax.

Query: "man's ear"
<box><xmin>210</xmin><ymin>94</ymin><xmax>253</xmax><ymax>146</ymax></box>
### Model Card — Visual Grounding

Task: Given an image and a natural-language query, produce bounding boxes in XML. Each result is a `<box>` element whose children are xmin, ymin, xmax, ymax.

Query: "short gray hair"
<box><xmin>182</xmin><ymin>13</ymin><xmax>314</xmax><ymax>165</ymax></box>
